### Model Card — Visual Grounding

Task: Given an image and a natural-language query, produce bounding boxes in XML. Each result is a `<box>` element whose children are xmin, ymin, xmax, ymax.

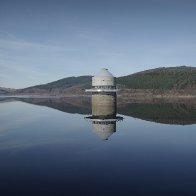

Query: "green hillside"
<box><xmin>117</xmin><ymin>66</ymin><xmax>196</xmax><ymax>90</ymax></box>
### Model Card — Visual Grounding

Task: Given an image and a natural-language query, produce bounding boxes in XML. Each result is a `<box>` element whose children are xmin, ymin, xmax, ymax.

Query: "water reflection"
<box><xmin>118</xmin><ymin>102</ymin><xmax>196</xmax><ymax>125</ymax></box>
<box><xmin>85</xmin><ymin>93</ymin><xmax>123</xmax><ymax>140</ymax></box>
<box><xmin>0</xmin><ymin>97</ymin><xmax>196</xmax><ymax>125</ymax></box>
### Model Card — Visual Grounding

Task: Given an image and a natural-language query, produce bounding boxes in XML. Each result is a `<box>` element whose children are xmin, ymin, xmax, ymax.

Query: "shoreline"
<box><xmin>0</xmin><ymin>93</ymin><xmax>195</xmax><ymax>99</ymax></box>
<box><xmin>0</xmin><ymin>93</ymin><xmax>195</xmax><ymax>105</ymax></box>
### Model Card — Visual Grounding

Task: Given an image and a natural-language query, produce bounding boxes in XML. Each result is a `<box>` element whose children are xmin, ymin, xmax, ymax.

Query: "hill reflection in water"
<box><xmin>0</xmin><ymin>97</ymin><xmax>196</xmax><ymax>125</ymax></box>
<box><xmin>118</xmin><ymin>102</ymin><xmax>196</xmax><ymax>125</ymax></box>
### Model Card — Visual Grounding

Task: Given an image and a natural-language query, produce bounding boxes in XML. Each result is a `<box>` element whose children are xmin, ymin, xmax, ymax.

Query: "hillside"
<box><xmin>0</xmin><ymin>87</ymin><xmax>16</xmax><ymax>94</ymax></box>
<box><xmin>117</xmin><ymin>66</ymin><xmax>196</xmax><ymax>90</ymax></box>
<box><xmin>1</xmin><ymin>66</ymin><xmax>196</xmax><ymax>96</ymax></box>
<box><xmin>16</xmin><ymin>76</ymin><xmax>91</xmax><ymax>95</ymax></box>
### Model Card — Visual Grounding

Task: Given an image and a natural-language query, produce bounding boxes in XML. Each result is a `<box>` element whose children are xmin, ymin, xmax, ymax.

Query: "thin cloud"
<box><xmin>0</xmin><ymin>39</ymin><xmax>77</xmax><ymax>52</ymax></box>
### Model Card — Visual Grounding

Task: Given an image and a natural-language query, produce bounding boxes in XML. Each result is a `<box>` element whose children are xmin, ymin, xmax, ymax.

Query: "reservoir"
<box><xmin>0</xmin><ymin>97</ymin><xmax>196</xmax><ymax>195</ymax></box>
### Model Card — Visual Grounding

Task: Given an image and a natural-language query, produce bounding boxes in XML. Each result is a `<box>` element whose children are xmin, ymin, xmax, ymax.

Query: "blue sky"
<box><xmin>0</xmin><ymin>0</ymin><xmax>196</xmax><ymax>88</ymax></box>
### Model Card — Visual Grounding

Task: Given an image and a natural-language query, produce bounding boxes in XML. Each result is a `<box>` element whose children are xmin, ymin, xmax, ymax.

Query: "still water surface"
<box><xmin>0</xmin><ymin>98</ymin><xmax>196</xmax><ymax>196</ymax></box>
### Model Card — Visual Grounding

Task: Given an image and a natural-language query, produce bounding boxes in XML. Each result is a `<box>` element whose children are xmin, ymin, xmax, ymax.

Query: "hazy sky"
<box><xmin>0</xmin><ymin>0</ymin><xmax>196</xmax><ymax>88</ymax></box>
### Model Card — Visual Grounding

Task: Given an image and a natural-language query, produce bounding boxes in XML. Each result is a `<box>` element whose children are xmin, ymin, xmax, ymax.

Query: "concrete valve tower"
<box><xmin>85</xmin><ymin>68</ymin><xmax>123</xmax><ymax>141</ymax></box>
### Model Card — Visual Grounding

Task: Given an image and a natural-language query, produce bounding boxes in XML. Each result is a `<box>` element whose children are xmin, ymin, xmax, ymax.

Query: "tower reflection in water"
<box><xmin>85</xmin><ymin>68</ymin><xmax>123</xmax><ymax>141</ymax></box>
<box><xmin>86</xmin><ymin>93</ymin><xmax>123</xmax><ymax>140</ymax></box>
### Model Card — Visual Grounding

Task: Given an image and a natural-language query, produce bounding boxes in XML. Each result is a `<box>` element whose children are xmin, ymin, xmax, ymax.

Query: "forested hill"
<box><xmin>117</xmin><ymin>66</ymin><xmax>196</xmax><ymax>90</ymax></box>
<box><xmin>1</xmin><ymin>66</ymin><xmax>196</xmax><ymax>95</ymax></box>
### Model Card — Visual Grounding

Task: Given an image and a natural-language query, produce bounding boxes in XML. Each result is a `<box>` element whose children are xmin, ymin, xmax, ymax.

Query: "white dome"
<box><xmin>96</xmin><ymin>68</ymin><xmax>114</xmax><ymax>78</ymax></box>
<box><xmin>90</xmin><ymin>68</ymin><xmax>116</xmax><ymax>89</ymax></box>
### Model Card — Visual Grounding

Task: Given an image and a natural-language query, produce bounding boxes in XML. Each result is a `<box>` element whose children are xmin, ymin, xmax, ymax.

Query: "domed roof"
<box><xmin>95</xmin><ymin>68</ymin><xmax>114</xmax><ymax>77</ymax></box>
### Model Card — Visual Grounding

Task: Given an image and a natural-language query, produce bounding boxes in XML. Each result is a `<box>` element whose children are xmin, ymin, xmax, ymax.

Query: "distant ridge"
<box><xmin>1</xmin><ymin>66</ymin><xmax>195</xmax><ymax>96</ymax></box>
